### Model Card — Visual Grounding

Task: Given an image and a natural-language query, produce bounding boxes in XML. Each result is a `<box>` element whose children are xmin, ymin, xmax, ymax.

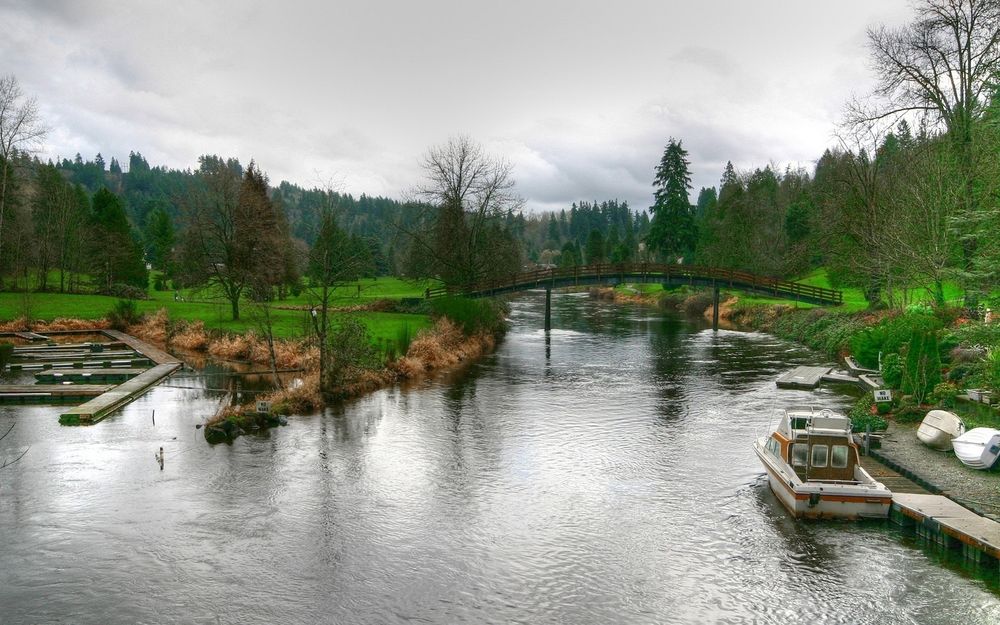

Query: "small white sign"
<box><xmin>256</xmin><ymin>400</ymin><xmax>272</xmax><ymax>415</ymax></box>
<box><xmin>874</xmin><ymin>389</ymin><xmax>892</xmax><ymax>403</ymax></box>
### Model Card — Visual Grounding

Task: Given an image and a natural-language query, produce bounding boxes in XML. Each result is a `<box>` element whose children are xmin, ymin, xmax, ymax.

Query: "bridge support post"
<box><xmin>544</xmin><ymin>287</ymin><xmax>552</xmax><ymax>331</ymax></box>
<box><xmin>712</xmin><ymin>285</ymin><xmax>720</xmax><ymax>332</ymax></box>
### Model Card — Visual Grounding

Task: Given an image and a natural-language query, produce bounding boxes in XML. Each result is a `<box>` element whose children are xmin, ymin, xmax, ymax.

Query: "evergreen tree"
<box><xmin>647</xmin><ymin>138</ymin><xmax>695</xmax><ymax>261</ymax></box>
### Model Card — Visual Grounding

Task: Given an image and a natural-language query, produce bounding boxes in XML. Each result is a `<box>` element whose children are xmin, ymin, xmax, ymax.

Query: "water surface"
<box><xmin>1</xmin><ymin>292</ymin><xmax>997</xmax><ymax>624</ymax></box>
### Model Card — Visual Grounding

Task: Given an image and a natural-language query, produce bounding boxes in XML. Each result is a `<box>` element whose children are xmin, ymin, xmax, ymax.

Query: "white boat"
<box><xmin>753</xmin><ymin>407</ymin><xmax>892</xmax><ymax>519</ymax></box>
<box><xmin>917</xmin><ymin>410</ymin><xmax>966</xmax><ymax>451</ymax></box>
<box><xmin>951</xmin><ymin>428</ymin><xmax>1000</xmax><ymax>470</ymax></box>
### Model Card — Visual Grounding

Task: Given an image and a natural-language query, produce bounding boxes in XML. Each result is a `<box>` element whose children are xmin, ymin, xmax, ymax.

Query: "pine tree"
<box><xmin>647</xmin><ymin>138</ymin><xmax>695</xmax><ymax>261</ymax></box>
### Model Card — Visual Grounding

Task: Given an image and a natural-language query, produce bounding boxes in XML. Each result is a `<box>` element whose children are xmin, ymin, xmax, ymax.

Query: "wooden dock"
<box><xmin>890</xmin><ymin>493</ymin><xmax>1000</xmax><ymax>568</ymax></box>
<box><xmin>7</xmin><ymin>358</ymin><xmax>153</xmax><ymax>371</ymax></box>
<box><xmin>59</xmin><ymin>363</ymin><xmax>181</xmax><ymax>424</ymax></box>
<box><xmin>775</xmin><ymin>366</ymin><xmax>831</xmax><ymax>389</ymax></box>
<box><xmin>34</xmin><ymin>368</ymin><xmax>147</xmax><ymax>384</ymax></box>
<box><xmin>1</xmin><ymin>327</ymin><xmax>182</xmax><ymax>424</ymax></box>
<box><xmin>0</xmin><ymin>384</ymin><xmax>114</xmax><ymax>404</ymax></box>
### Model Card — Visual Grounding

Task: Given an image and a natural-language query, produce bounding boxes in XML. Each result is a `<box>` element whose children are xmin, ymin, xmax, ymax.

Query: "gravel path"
<box><xmin>877</xmin><ymin>421</ymin><xmax>1000</xmax><ymax>520</ymax></box>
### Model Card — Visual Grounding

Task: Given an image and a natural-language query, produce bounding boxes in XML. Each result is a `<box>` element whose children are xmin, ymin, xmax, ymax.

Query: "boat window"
<box><xmin>831</xmin><ymin>445</ymin><xmax>849</xmax><ymax>468</ymax></box>
<box><xmin>791</xmin><ymin>444</ymin><xmax>808</xmax><ymax>466</ymax></box>
<box><xmin>791</xmin><ymin>417</ymin><xmax>808</xmax><ymax>430</ymax></box>
<box><xmin>811</xmin><ymin>445</ymin><xmax>829</xmax><ymax>468</ymax></box>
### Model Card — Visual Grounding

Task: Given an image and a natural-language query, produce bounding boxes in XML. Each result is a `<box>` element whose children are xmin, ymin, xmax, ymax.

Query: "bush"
<box><xmin>902</xmin><ymin>330</ymin><xmax>941</xmax><ymax>405</ymax></box>
<box><xmin>428</xmin><ymin>297</ymin><xmax>506</xmax><ymax>335</ymax></box>
<box><xmin>981</xmin><ymin>347</ymin><xmax>1000</xmax><ymax>394</ymax></box>
<box><xmin>848</xmin><ymin>393</ymin><xmax>888</xmax><ymax>432</ymax></box>
<box><xmin>880</xmin><ymin>352</ymin><xmax>903</xmax><ymax>389</ymax></box>
<box><xmin>324</xmin><ymin>318</ymin><xmax>382</xmax><ymax>391</ymax></box>
<box><xmin>107</xmin><ymin>299</ymin><xmax>141</xmax><ymax>331</ymax></box>
<box><xmin>107</xmin><ymin>283</ymin><xmax>149</xmax><ymax>300</ymax></box>
<box><xmin>947</xmin><ymin>361</ymin><xmax>979</xmax><ymax>385</ymax></box>
<box><xmin>894</xmin><ymin>404</ymin><xmax>925</xmax><ymax>423</ymax></box>
<box><xmin>930</xmin><ymin>382</ymin><xmax>959</xmax><ymax>409</ymax></box>
<box><xmin>849</xmin><ymin>311</ymin><xmax>942</xmax><ymax>369</ymax></box>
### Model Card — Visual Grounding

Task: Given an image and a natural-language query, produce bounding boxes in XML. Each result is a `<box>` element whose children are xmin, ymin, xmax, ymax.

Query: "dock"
<box><xmin>59</xmin><ymin>363</ymin><xmax>180</xmax><ymax>424</ymax></box>
<box><xmin>0</xmin><ymin>384</ymin><xmax>114</xmax><ymax>404</ymax></box>
<box><xmin>775</xmin><ymin>366</ymin><xmax>832</xmax><ymax>389</ymax></box>
<box><xmin>776</xmin><ymin>364</ymin><xmax>884</xmax><ymax>392</ymax></box>
<box><xmin>7</xmin><ymin>358</ymin><xmax>153</xmax><ymax>371</ymax></box>
<box><xmin>890</xmin><ymin>493</ymin><xmax>1000</xmax><ymax>568</ymax></box>
<box><xmin>1</xmin><ymin>327</ymin><xmax>182</xmax><ymax>424</ymax></box>
<box><xmin>34</xmin><ymin>368</ymin><xmax>147</xmax><ymax>384</ymax></box>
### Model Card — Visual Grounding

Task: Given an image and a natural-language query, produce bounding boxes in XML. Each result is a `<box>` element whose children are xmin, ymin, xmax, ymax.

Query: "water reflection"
<box><xmin>0</xmin><ymin>291</ymin><xmax>997</xmax><ymax>624</ymax></box>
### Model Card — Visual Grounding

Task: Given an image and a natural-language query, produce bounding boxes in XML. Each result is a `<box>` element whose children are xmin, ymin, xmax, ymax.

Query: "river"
<box><xmin>0</xmin><ymin>292</ymin><xmax>998</xmax><ymax>624</ymax></box>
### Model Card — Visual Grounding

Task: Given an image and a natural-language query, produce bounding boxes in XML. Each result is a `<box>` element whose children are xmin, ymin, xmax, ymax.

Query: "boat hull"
<box><xmin>951</xmin><ymin>428</ymin><xmax>1000</xmax><ymax>470</ymax></box>
<box><xmin>754</xmin><ymin>441</ymin><xmax>891</xmax><ymax>520</ymax></box>
<box><xmin>917</xmin><ymin>410</ymin><xmax>965</xmax><ymax>451</ymax></box>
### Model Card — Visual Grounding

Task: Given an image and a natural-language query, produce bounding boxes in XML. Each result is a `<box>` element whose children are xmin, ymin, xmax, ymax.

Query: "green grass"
<box><xmin>0</xmin><ymin>284</ymin><xmax>430</xmax><ymax>342</ymax></box>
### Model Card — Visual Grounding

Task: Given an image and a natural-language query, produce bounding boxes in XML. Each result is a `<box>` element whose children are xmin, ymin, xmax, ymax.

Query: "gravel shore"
<box><xmin>876</xmin><ymin>421</ymin><xmax>1000</xmax><ymax>521</ymax></box>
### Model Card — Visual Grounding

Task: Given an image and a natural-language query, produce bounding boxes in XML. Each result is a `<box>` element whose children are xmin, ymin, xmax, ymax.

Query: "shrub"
<box><xmin>428</xmin><ymin>297</ymin><xmax>506</xmax><ymax>335</ymax></box>
<box><xmin>848</xmin><ymin>393</ymin><xmax>888</xmax><ymax>431</ymax></box>
<box><xmin>894</xmin><ymin>404</ymin><xmax>925</xmax><ymax>423</ymax></box>
<box><xmin>881</xmin><ymin>352</ymin><xmax>903</xmax><ymax>389</ymax></box>
<box><xmin>947</xmin><ymin>362</ymin><xmax>979</xmax><ymax>385</ymax></box>
<box><xmin>107</xmin><ymin>299</ymin><xmax>141</xmax><ymax>331</ymax></box>
<box><xmin>902</xmin><ymin>330</ymin><xmax>941</xmax><ymax>405</ymax></box>
<box><xmin>981</xmin><ymin>347</ymin><xmax>1000</xmax><ymax>394</ymax></box>
<box><xmin>930</xmin><ymin>382</ymin><xmax>959</xmax><ymax>409</ymax></box>
<box><xmin>324</xmin><ymin>318</ymin><xmax>382</xmax><ymax>392</ymax></box>
<box><xmin>107</xmin><ymin>283</ymin><xmax>149</xmax><ymax>300</ymax></box>
<box><xmin>849</xmin><ymin>311</ymin><xmax>941</xmax><ymax>369</ymax></box>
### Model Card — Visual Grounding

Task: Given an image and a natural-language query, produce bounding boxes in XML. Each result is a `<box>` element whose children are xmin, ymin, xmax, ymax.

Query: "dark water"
<box><xmin>1</xmin><ymin>292</ymin><xmax>998</xmax><ymax>624</ymax></box>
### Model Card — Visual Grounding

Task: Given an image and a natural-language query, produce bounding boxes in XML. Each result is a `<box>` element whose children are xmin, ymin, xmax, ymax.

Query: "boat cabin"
<box><xmin>766</xmin><ymin>409</ymin><xmax>860</xmax><ymax>483</ymax></box>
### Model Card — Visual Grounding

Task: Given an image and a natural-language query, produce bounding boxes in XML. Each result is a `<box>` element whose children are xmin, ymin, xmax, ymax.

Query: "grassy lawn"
<box><xmin>0</xmin><ymin>280</ymin><xmax>432</xmax><ymax>342</ymax></box>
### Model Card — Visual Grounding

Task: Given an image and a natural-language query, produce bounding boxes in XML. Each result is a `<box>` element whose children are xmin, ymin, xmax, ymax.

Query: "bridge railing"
<box><xmin>426</xmin><ymin>263</ymin><xmax>842</xmax><ymax>305</ymax></box>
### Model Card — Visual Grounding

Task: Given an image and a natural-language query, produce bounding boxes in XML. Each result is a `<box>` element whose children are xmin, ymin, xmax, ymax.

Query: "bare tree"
<box><xmin>849</xmin><ymin>0</ymin><xmax>1000</xmax><ymax>269</ymax></box>
<box><xmin>0</xmin><ymin>74</ymin><xmax>46</xmax><ymax>272</ymax></box>
<box><xmin>401</xmin><ymin>136</ymin><xmax>523</xmax><ymax>287</ymax></box>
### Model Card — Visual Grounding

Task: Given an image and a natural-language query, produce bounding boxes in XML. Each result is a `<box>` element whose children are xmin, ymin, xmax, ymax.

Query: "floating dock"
<box><xmin>1</xmin><ymin>328</ymin><xmax>182</xmax><ymax>424</ymax></box>
<box><xmin>890</xmin><ymin>493</ymin><xmax>1000</xmax><ymax>569</ymax></box>
<box><xmin>7</xmin><ymin>357</ymin><xmax>153</xmax><ymax>371</ymax></box>
<box><xmin>34</xmin><ymin>368</ymin><xmax>147</xmax><ymax>384</ymax></box>
<box><xmin>59</xmin><ymin>363</ymin><xmax>181</xmax><ymax>424</ymax></box>
<box><xmin>0</xmin><ymin>384</ymin><xmax>114</xmax><ymax>404</ymax></box>
<box><xmin>775</xmin><ymin>366</ymin><xmax>831</xmax><ymax>389</ymax></box>
<box><xmin>776</xmin><ymin>365</ymin><xmax>883</xmax><ymax>392</ymax></box>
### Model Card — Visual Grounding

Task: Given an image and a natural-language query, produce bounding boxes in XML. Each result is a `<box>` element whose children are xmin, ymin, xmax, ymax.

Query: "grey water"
<box><xmin>0</xmin><ymin>292</ymin><xmax>998</xmax><ymax>624</ymax></box>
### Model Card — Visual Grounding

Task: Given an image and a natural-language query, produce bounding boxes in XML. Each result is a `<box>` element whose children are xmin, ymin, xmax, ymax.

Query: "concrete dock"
<box><xmin>890</xmin><ymin>493</ymin><xmax>1000</xmax><ymax>568</ymax></box>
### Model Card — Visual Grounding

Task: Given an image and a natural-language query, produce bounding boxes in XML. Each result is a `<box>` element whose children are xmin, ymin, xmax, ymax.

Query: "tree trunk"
<box><xmin>231</xmin><ymin>297</ymin><xmax>240</xmax><ymax>321</ymax></box>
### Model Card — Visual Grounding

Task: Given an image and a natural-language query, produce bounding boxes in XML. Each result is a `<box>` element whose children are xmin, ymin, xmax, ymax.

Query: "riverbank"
<box><xmin>203</xmin><ymin>316</ymin><xmax>499</xmax><ymax>443</ymax></box>
<box><xmin>592</xmin><ymin>283</ymin><xmax>1000</xmax><ymax>517</ymax></box>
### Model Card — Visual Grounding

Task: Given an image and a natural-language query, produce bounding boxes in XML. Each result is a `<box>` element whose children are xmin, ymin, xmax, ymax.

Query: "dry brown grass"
<box><xmin>394</xmin><ymin>318</ymin><xmax>495</xmax><ymax>377</ymax></box>
<box><xmin>0</xmin><ymin>317</ymin><xmax>111</xmax><ymax>332</ymax></box>
<box><xmin>127</xmin><ymin>308</ymin><xmax>168</xmax><ymax>346</ymax></box>
<box><xmin>172</xmin><ymin>321</ymin><xmax>209</xmax><ymax>351</ymax></box>
<box><xmin>208</xmin><ymin>332</ymin><xmax>255</xmax><ymax>361</ymax></box>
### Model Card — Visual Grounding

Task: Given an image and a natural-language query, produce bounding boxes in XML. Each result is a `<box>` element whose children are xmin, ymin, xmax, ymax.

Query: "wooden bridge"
<box><xmin>427</xmin><ymin>263</ymin><xmax>840</xmax><ymax>301</ymax></box>
<box><xmin>425</xmin><ymin>263</ymin><xmax>842</xmax><ymax>331</ymax></box>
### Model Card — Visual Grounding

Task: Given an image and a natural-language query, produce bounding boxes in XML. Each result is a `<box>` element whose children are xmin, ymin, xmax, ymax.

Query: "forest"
<box><xmin>2</xmin><ymin>0</ymin><xmax>1000</xmax><ymax>315</ymax></box>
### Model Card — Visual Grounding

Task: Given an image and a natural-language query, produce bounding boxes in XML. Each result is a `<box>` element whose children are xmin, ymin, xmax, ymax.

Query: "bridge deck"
<box><xmin>428</xmin><ymin>263</ymin><xmax>843</xmax><ymax>306</ymax></box>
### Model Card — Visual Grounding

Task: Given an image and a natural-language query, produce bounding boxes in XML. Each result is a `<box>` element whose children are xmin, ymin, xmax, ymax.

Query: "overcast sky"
<box><xmin>2</xmin><ymin>0</ymin><xmax>913</xmax><ymax>212</ymax></box>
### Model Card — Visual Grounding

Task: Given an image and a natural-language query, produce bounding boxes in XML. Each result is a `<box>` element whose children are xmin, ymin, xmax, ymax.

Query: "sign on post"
<box><xmin>873</xmin><ymin>389</ymin><xmax>892</xmax><ymax>403</ymax></box>
<box><xmin>256</xmin><ymin>400</ymin><xmax>272</xmax><ymax>415</ymax></box>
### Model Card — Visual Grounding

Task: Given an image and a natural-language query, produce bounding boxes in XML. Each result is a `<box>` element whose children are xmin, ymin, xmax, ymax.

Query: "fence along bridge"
<box><xmin>425</xmin><ymin>263</ymin><xmax>843</xmax><ymax>331</ymax></box>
